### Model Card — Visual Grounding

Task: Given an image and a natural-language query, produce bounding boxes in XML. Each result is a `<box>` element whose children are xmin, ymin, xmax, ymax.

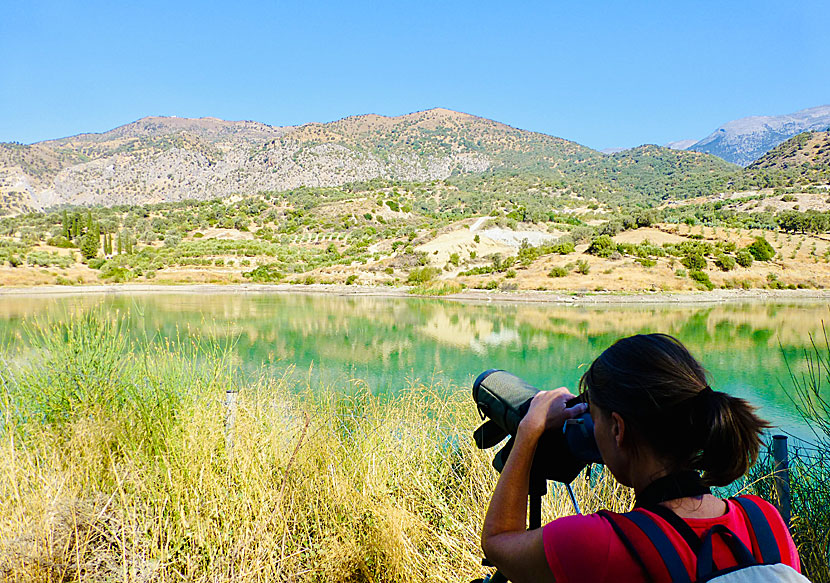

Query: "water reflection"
<box><xmin>0</xmin><ymin>292</ymin><xmax>827</xmax><ymax>436</ymax></box>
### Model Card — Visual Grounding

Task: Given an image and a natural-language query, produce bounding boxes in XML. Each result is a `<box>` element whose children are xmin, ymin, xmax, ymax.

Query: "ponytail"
<box><xmin>583</xmin><ymin>334</ymin><xmax>772</xmax><ymax>486</ymax></box>
<box><xmin>691</xmin><ymin>390</ymin><xmax>771</xmax><ymax>487</ymax></box>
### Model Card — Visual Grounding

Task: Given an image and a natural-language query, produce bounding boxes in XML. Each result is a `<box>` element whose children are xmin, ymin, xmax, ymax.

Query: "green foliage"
<box><xmin>586</xmin><ymin>235</ymin><xmax>617</xmax><ymax>258</ymax></box>
<box><xmin>735</xmin><ymin>249</ymin><xmax>754</xmax><ymax>268</ymax></box>
<box><xmin>747</xmin><ymin>237</ymin><xmax>775</xmax><ymax>261</ymax></box>
<box><xmin>79</xmin><ymin>231</ymin><xmax>100</xmax><ymax>260</ymax></box>
<box><xmin>345</xmin><ymin>274</ymin><xmax>358</xmax><ymax>285</ymax></box>
<box><xmin>548</xmin><ymin>266</ymin><xmax>569</xmax><ymax>278</ymax></box>
<box><xmin>26</xmin><ymin>251</ymin><xmax>73</xmax><ymax>268</ymax></box>
<box><xmin>681</xmin><ymin>253</ymin><xmax>707</xmax><ymax>270</ymax></box>
<box><xmin>689</xmin><ymin>270</ymin><xmax>714</xmax><ymax>290</ymax></box>
<box><xmin>575</xmin><ymin>259</ymin><xmax>590</xmax><ymax>275</ymax></box>
<box><xmin>636</xmin><ymin>257</ymin><xmax>657</xmax><ymax>268</ymax></box>
<box><xmin>714</xmin><ymin>254</ymin><xmax>736</xmax><ymax>272</ymax></box>
<box><xmin>406</xmin><ymin>266</ymin><xmax>440</xmax><ymax>284</ymax></box>
<box><xmin>46</xmin><ymin>235</ymin><xmax>74</xmax><ymax>248</ymax></box>
<box><xmin>87</xmin><ymin>257</ymin><xmax>107</xmax><ymax>270</ymax></box>
<box><xmin>99</xmin><ymin>263</ymin><xmax>135</xmax><ymax>282</ymax></box>
<box><xmin>242</xmin><ymin>264</ymin><xmax>285</xmax><ymax>283</ymax></box>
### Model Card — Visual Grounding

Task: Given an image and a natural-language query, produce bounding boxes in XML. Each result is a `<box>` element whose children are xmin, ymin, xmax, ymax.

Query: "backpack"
<box><xmin>600</xmin><ymin>496</ymin><xmax>811</xmax><ymax>582</ymax></box>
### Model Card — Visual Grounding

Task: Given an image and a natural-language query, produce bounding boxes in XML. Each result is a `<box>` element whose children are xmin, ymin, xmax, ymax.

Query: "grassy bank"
<box><xmin>0</xmin><ymin>314</ymin><xmax>826</xmax><ymax>581</ymax></box>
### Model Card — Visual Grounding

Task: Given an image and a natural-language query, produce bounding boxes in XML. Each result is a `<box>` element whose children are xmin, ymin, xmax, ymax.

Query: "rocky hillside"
<box><xmin>742</xmin><ymin>131</ymin><xmax>830</xmax><ymax>186</ymax></box>
<box><xmin>0</xmin><ymin>109</ymin><xmax>739</xmax><ymax>214</ymax></box>
<box><xmin>689</xmin><ymin>105</ymin><xmax>830</xmax><ymax>167</ymax></box>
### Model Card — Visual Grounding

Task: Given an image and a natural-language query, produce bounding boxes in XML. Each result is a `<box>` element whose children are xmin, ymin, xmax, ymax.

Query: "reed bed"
<box><xmin>0</xmin><ymin>312</ymin><xmax>825</xmax><ymax>581</ymax></box>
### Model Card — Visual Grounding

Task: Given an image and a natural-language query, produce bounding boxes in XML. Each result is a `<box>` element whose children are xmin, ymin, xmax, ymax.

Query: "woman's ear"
<box><xmin>610</xmin><ymin>412</ymin><xmax>625</xmax><ymax>448</ymax></box>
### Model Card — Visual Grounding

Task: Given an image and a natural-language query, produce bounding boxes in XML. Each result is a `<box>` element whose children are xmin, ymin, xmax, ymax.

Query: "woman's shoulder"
<box><xmin>543</xmin><ymin>512</ymin><xmax>639</xmax><ymax>583</ymax></box>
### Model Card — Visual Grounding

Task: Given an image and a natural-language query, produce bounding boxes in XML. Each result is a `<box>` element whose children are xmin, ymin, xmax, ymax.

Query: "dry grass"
<box><xmin>0</xmin><ymin>313</ymin><xmax>629</xmax><ymax>582</ymax></box>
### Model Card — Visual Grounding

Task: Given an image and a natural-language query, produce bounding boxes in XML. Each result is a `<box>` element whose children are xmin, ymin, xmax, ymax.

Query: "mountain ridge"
<box><xmin>689</xmin><ymin>105</ymin><xmax>830</xmax><ymax>167</ymax></box>
<box><xmin>0</xmin><ymin>108</ymin><xmax>740</xmax><ymax>214</ymax></box>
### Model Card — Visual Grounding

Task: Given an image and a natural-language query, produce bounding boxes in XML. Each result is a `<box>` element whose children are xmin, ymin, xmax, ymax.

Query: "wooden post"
<box><xmin>225</xmin><ymin>390</ymin><xmax>238</xmax><ymax>457</ymax></box>
<box><xmin>772</xmin><ymin>434</ymin><xmax>791</xmax><ymax>525</ymax></box>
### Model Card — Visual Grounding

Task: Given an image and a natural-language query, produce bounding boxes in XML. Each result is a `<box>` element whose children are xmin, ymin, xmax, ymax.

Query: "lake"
<box><xmin>1</xmin><ymin>291</ymin><xmax>827</xmax><ymax>438</ymax></box>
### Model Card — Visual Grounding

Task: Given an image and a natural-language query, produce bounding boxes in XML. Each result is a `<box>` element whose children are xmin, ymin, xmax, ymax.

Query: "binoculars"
<box><xmin>473</xmin><ymin>369</ymin><xmax>602</xmax><ymax>484</ymax></box>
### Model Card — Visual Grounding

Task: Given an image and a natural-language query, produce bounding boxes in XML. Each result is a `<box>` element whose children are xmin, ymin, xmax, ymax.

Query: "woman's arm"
<box><xmin>481</xmin><ymin>388</ymin><xmax>587</xmax><ymax>583</ymax></box>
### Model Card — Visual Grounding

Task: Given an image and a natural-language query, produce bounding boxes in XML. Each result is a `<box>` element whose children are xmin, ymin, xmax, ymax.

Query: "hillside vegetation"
<box><xmin>0</xmin><ymin>113</ymin><xmax>829</xmax><ymax>292</ymax></box>
<box><xmin>0</xmin><ymin>109</ymin><xmax>738</xmax><ymax>211</ymax></box>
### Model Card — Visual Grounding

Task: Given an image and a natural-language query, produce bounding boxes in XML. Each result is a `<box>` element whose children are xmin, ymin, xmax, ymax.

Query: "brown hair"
<box><xmin>579</xmin><ymin>333</ymin><xmax>771</xmax><ymax>487</ymax></box>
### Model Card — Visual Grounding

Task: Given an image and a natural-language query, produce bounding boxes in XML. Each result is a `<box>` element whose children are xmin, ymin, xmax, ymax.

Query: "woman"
<box><xmin>481</xmin><ymin>333</ymin><xmax>801</xmax><ymax>583</ymax></box>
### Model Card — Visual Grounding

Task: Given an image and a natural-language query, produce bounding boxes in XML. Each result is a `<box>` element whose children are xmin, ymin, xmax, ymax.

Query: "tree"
<box><xmin>747</xmin><ymin>237</ymin><xmax>775</xmax><ymax>261</ymax></box>
<box><xmin>79</xmin><ymin>231</ymin><xmax>99</xmax><ymax>260</ymax></box>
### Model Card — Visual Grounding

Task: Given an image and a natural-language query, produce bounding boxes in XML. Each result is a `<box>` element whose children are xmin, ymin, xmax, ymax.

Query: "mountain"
<box><xmin>0</xmin><ymin>108</ymin><xmax>738</xmax><ymax>213</ymax></box>
<box><xmin>689</xmin><ymin>105</ymin><xmax>830</xmax><ymax>167</ymax></box>
<box><xmin>742</xmin><ymin>131</ymin><xmax>830</xmax><ymax>186</ymax></box>
<box><xmin>665</xmin><ymin>139</ymin><xmax>696</xmax><ymax>151</ymax></box>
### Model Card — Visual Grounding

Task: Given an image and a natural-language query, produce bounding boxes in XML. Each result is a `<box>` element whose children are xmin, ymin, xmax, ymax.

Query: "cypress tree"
<box><xmin>62</xmin><ymin>210</ymin><xmax>69</xmax><ymax>239</ymax></box>
<box><xmin>117</xmin><ymin>233</ymin><xmax>123</xmax><ymax>255</ymax></box>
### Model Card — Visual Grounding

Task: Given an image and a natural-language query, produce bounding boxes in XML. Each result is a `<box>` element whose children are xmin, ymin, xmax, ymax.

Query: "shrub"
<box><xmin>47</xmin><ymin>236</ymin><xmax>74</xmax><ymax>248</ymax></box>
<box><xmin>736</xmin><ymin>249</ymin><xmax>754</xmax><ymax>268</ymax></box>
<box><xmin>575</xmin><ymin>260</ymin><xmax>591</xmax><ymax>275</ymax></box>
<box><xmin>548</xmin><ymin>266</ymin><xmax>569</xmax><ymax>278</ymax></box>
<box><xmin>681</xmin><ymin>253</ymin><xmax>707</xmax><ymax>270</ymax></box>
<box><xmin>345</xmin><ymin>274</ymin><xmax>358</xmax><ymax>285</ymax></box>
<box><xmin>242</xmin><ymin>264</ymin><xmax>284</xmax><ymax>283</ymax></box>
<box><xmin>636</xmin><ymin>258</ymin><xmax>657</xmax><ymax>268</ymax></box>
<box><xmin>714</xmin><ymin>254</ymin><xmax>736</xmax><ymax>272</ymax></box>
<box><xmin>87</xmin><ymin>257</ymin><xmax>107</xmax><ymax>270</ymax></box>
<box><xmin>747</xmin><ymin>237</ymin><xmax>775</xmax><ymax>261</ymax></box>
<box><xmin>675</xmin><ymin>268</ymin><xmax>687</xmax><ymax>278</ymax></box>
<box><xmin>586</xmin><ymin>235</ymin><xmax>617</xmax><ymax>258</ymax></box>
<box><xmin>689</xmin><ymin>270</ymin><xmax>714</xmax><ymax>290</ymax></box>
<box><xmin>406</xmin><ymin>267</ymin><xmax>440</xmax><ymax>284</ymax></box>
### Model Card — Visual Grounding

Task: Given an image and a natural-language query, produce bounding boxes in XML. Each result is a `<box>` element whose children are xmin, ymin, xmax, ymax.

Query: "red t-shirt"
<box><xmin>542</xmin><ymin>496</ymin><xmax>800</xmax><ymax>583</ymax></box>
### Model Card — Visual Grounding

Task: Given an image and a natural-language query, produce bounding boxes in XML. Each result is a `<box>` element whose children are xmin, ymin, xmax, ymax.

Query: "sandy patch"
<box><xmin>613</xmin><ymin>227</ymin><xmax>688</xmax><ymax>245</ymax></box>
<box><xmin>194</xmin><ymin>228</ymin><xmax>254</xmax><ymax>240</ymax></box>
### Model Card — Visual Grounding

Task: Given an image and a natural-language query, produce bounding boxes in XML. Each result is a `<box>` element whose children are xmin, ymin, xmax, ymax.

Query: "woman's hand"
<box><xmin>518</xmin><ymin>388</ymin><xmax>588</xmax><ymax>441</ymax></box>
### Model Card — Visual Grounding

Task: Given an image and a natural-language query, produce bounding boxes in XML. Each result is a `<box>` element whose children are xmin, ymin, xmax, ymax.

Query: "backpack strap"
<box><xmin>733</xmin><ymin>496</ymin><xmax>782</xmax><ymax>564</ymax></box>
<box><xmin>602</xmin><ymin>509</ymin><xmax>692</xmax><ymax>583</ymax></box>
<box><xmin>598</xmin><ymin>511</ymin><xmax>654</xmax><ymax>583</ymax></box>
<box><xmin>647</xmin><ymin>504</ymin><xmax>702</xmax><ymax>553</ymax></box>
<box><xmin>696</xmin><ymin>524</ymin><xmax>757</xmax><ymax>581</ymax></box>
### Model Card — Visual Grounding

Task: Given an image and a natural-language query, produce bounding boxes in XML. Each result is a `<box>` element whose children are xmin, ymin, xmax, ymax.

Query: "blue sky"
<box><xmin>2</xmin><ymin>0</ymin><xmax>828</xmax><ymax>150</ymax></box>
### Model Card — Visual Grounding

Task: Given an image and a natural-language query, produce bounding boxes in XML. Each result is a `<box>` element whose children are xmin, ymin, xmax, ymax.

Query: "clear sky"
<box><xmin>2</xmin><ymin>0</ymin><xmax>828</xmax><ymax>150</ymax></box>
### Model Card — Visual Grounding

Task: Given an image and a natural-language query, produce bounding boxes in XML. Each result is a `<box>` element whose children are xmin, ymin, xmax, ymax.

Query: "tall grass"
<box><xmin>1</xmin><ymin>312</ymin><xmax>824</xmax><ymax>582</ymax></box>
<box><xmin>0</xmin><ymin>312</ymin><xmax>628</xmax><ymax>582</ymax></box>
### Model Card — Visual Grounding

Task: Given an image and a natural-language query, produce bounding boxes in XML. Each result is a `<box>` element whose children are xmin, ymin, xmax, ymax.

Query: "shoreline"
<box><xmin>2</xmin><ymin>282</ymin><xmax>830</xmax><ymax>305</ymax></box>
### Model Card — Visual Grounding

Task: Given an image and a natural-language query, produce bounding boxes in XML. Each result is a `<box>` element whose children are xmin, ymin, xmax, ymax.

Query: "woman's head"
<box><xmin>580</xmin><ymin>333</ymin><xmax>770</xmax><ymax>487</ymax></box>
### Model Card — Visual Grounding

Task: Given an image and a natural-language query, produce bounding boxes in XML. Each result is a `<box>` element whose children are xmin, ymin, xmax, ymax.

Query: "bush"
<box><xmin>586</xmin><ymin>235</ymin><xmax>617</xmax><ymax>258</ymax></box>
<box><xmin>575</xmin><ymin>259</ymin><xmax>591</xmax><ymax>275</ymax></box>
<box><xmin>689</xmin><ymin>270</ymin><xmax>714</xmax><ymax>290</ymax></box>
<box><xmin>747</xmin><ymin>237</ymin><xmax>775</xmax><ymax>261</ymax></box>
<box><xmin>714</xmin><ymin>254</ymin><xmax>736</xmax><ymax>272</ymax></box>
<box><xmin>47</xmin><ymin>236</ymin><xmax>75</xmax><ymax>248</ymax></box>
<box><xmin>242</xmin><ymin>264</ymin><xmax>285</xmax><ymax>283</ymax></box>
<box><xmin>87</xmin><ymin>257</ymin><xmax>107</xmax><ymax>270</ymax></box>
<box><xmin>548</xmin><ymin>266</ymin><xmax>569</xmax><ymax>278</ymax></box>
<box><xmin>636</xmin><ymin>258</ymin><xmax>657</xmax><ymax>268</ymax></box>
<box><xmin>345</xmin><ymin>274</ymin><xmax>358</xmax><ymax>285</ymax></box>
<box><xmin>406</xmin><ymin>267</ymin><xmax>440</xmax><ymax>284</ymax></box>
<box><xmin>735</xmin><ymin>249</ymin><xmax>754</xmax><ymax>268</ymax></box>
<box><xmin>681</xmin><ymin>253</ymin><xmax>707</xmax><ymax>270</ymax></box>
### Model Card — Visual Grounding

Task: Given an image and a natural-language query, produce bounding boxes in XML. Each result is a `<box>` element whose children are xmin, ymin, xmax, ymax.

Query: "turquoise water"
<box><xmin>1</xmin><ymin>292</ymin><xmax>827</xmax><ymax>438</ymax></box>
